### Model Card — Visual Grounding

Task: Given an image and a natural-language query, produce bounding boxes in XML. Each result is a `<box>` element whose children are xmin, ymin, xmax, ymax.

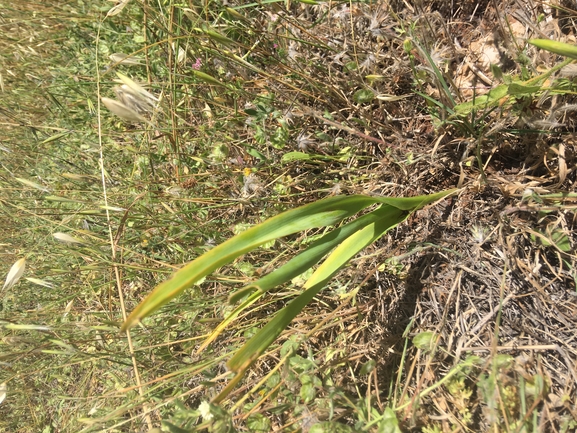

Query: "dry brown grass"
<box><xmin>207</xmin><ymin>1</ymin><xmax>577</xmax><ymax>430</ymax></box>
<box><xmin>2</xmin><ymin>0</ymin><xmax>577</xmax><ymax>431</ymax></box>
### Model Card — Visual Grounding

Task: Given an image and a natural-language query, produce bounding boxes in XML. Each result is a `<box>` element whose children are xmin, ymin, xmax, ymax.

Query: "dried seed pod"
<box><xmin>101</xmin><ymin>96</ymin><xmax>147</xmax><ymax>123</ymax></box>
<box><xmin>114</xmin><ymin>85</ymin><xmax>156</xmax><ymax>115</ymax></box>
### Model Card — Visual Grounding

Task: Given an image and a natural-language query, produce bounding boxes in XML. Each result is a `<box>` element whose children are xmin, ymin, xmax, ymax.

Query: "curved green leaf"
<box><xmin>121</xmin><ymin>195</ymin><xmax>377</xmax><ymax>330</ymax></box>
<box><xmin>199</xmin><ymin>208</ymin><xmax>393</xmax><ymax>353</ymax></box>
<box><xmin>529</xmin><ymin>39</ymin><xmax>577</xmax><ymax>60</ymax></box>
<box><xmin>225</xmin><ymin>205</ymin><xmax>407</xmax><ymax>375</ymax></box>
<box><xmin>371</xmin><ymin>189</ymin><xmax>457</xmax><ymax>210</ymax></box>
<box><xmin>227</xmin><ymin>208</ymin><xmax>391</xmax><ymax>304</ymax></box>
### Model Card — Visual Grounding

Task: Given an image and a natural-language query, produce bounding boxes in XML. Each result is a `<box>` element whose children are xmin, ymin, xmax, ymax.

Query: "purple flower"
<box><xmin>192</xmin><ymin>58</ymin><xmax>202</xmax><ymax>70</ymax></box>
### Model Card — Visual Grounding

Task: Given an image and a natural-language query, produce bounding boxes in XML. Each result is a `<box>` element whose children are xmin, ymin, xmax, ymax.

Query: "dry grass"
<box><xmin>1</xmin><ymin>0</ymin><xmax>577</xmax><ymax>431</ymax></box>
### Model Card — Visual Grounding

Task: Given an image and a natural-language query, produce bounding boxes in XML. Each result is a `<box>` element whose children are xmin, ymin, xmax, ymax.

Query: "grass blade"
<box><xmin>227</xmin><ymin>208</ymin><xmax>391</xmax><ymax>304</ymax></box>
<box><xmin>529</xmin><ymin>39</ymin><xmax>577</xmax><ymax>60</ymax></box>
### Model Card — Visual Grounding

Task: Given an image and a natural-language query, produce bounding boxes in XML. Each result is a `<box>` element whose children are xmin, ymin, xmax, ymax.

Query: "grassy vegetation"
<box><xmin>1</xmin><ymin>0</ymin><xmax>576</xmax><ymax>432</ymax></box>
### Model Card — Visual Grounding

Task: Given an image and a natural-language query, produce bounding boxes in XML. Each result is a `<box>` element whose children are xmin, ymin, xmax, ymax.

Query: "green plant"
<box><xmin>245</xmin><ymin>95</ymin><xmax>290</xmax><ymax>150</ymax></box>
<box><xmin>529</xmin><ymin>39</ymin><xmax>577</xmax><ymax>60</ymax></box>
<box><xmin>409</xmin><ymin>31</ymin><xmax>577</xmax><ymax>184</ymax></box>
<box><xmin>122</xmin><ymin>190</ymin><xmax>457</xmax><ymax>400</ymax></box>
<box><xmin>5</xmin><ymin>1</ymin><xmax>577</xmax><ymax>431</ymax></box>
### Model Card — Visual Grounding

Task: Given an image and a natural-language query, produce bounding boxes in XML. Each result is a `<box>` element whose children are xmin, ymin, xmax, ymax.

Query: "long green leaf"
<box><xmin>414</xmin><ymin>41</ymin><xmax>456</xmax><ymax>108</ymax></box>
<box><xmin>199</xmin><ymin>208</ymin><xmax>392</xmax><ymax>353</ymax></box>
<box><xmin>217</xmin><ymin>189</ymin><xmax>457</xmax><ymax>398</ymax></box>
<box><xmin>371</xmin><ymin>189</ymin><xmax>457</xmax><ymax>210</ymax></box>
<box><xmin>529</xmin><ymin>39</ymin><xmax>577</xmax><ymax>60</ymax></box>
<box><xmin>203</xmin><ymin>191</ymin><xmax>456</xmax><ymax>353</ymax></box>
<box><xmin>227</xmin><ymin>208</ymin><xmax>391</xmax><ymax>304</ymax></box>
<box><xmin>121</xmin><ymin>195</ymin><xmax>377</xmax><ymax>330</ymax></box>
<box><xmin>225</xmin><ymin>205</ymin><xmax>407</xmax><ymax>375</ymax></box>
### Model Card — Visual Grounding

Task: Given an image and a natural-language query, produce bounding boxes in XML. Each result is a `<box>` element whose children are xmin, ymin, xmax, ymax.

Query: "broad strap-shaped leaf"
<box><xmin>212</xmin><ymin>189</ymin><xmax>458</xmax><ymax>402</ymax></box>
<box><xmin>371</xmin><ymin>189</ymin><xmax>457</xmax><ymax>210</ymax></box>
<box><xmin>224</xmin><ymin>205</ymin><xmax>407</xmax><ymax>376</ymax></box>
<box><xmin>529</xmin><ymin>39</ymin><xmax>577</xmax><ymax>60</ymax></box>
<box><xmin>121</xmin><ymin>195</ymin><xmax>378</xmax><ymax>331</ymax></box>
<box><xmin>198</xmin><ymin>190</ymin><xmax>457</xmax><ymax>353</ymax></box>
<box><xmin>227</xmin><ymin>209</ymin><xmax>392</xmax><ymax>304</ymax></box>
<box><xmin>199</xmin><ymin>209</ymin><xmax>391</xmax><ymax>353</ymax></box>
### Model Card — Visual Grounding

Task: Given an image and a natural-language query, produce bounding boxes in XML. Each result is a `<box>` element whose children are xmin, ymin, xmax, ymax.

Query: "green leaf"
<box><xmin>246</xmin><ymin>413</ymin><xmax>271</xmax><ymax>432</ymax></box>
<box><xmin>377</xmin><ymin>407</ymin><xmax>402</xmax><ymax>433</ymax></box>
<box><xmin>493</xmin><ymin>354</ymin><xmax>514</xmax><ymax>369</ymax></box>
<box><xmin>225</xmin><ymin>205</ymin><xmax>408</xmax><ymax>374</ymax></box>
<box><xmin>507</xmin><ymin>82</ymin><xmax>541</xmax><ymax>96</ymax></box>
<box><xmin>122</xmin><ymin>188</ymin><xmax>457</xmax><ymax>406</ymax></box>
<box><xmin>218</xmin><ymin>191</ymin><xmax>457</xmax><ymax>403</ymax></box>
<box><xmin>290</xmin><ymin>354</ymin><xmax>316</xmax><ymax>373</ymax></box>
<box><xmin>412</xmin><ymin>331</ymin><xmax>437</xmax><ymax>352</ymax></box>
<box><xmin>353</xmin><ymin>89</ymin><xmax>375</xmax><ymax>103</ymax></box>
<box><xmin>413</xmin><ymin>40</ymin><xmax>456</xmax><ymax>108</ymax></box>
<box><xmin>191</xmin><ymin>70</ymin><xmax>225</xmax><ymax>87</ymax></box>
<box><xmin>228</xmin><ymin>208</ymin><xmax>393</xmax><ymax>304</ymax></box>
<box><xmin>200</xmin><ymin>207</ymin><xmax>402</xmax><ymax>352</ymax></box>
<box><xmin>282</xmin><ymin>151</ymin><xmax>311</xmax><ymax>162</ymax></box>
<box><xmin>121</xmin><ymin>195</ymin><xmax>379</xmax><ymax>330</ymax></box>
<box><xmin>280</xmin><ymin>336</ymin><xmax>300</xmax><ymax>358</ymax></box>
<box><xmin>360</xmin><ymin>359</ymin><xmax>377</xmax><ymax>375</ymax></box>
<box><xmin>453</xmin><ymin>84</ymin><xmax>509</xmax><ymax>115</ymax></box>
<box><xmin>246</xmin><ymin>146</ymin><xmax>267</xmax><ymax>160</ymax></box>
<box><xmin>531</xmin><ymin>227</ymin><xmax>571</xmax><ymax>252</ymax></box>
<box><xmin>529</xmin><ymin>39</ymin><xmax>577</xmax><ymax>60</ymax></box>
<box><xmin>204</xmin><ymin>29</ymin><xmax>237</xmax><ymax>46</ymax></box>
<box><xmin>299</xmin><ymin>374</ymin><xmax>320</xmax><ymax>403</ymax></box>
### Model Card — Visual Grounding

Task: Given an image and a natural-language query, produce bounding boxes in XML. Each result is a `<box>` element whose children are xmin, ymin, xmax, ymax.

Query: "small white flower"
<box><xmin>198</xmin><ymin>401</ymin><xmax>213</xmax><ymax>421</ymax></box>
